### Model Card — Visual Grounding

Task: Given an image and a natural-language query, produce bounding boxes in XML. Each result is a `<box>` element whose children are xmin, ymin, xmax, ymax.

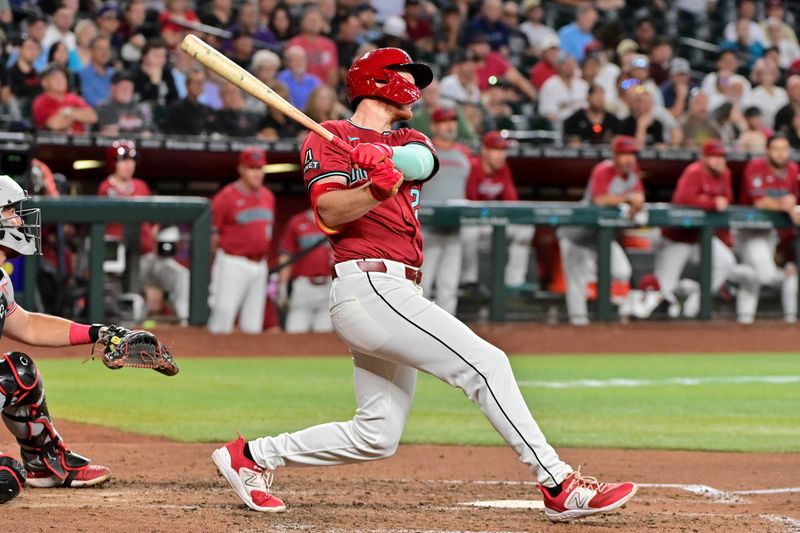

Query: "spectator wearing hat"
<box><xmin>661</xmin><ymin>57</ymin><xmax>696</xmax><ymax>119</ymax></box>
<box><xmin>557</xmin><ymin>2</ymin><xmax>597</xmax><ymax>63</ymax></box>
<box><xmin>464</xmin><ymin>0</ymin><xmax>511</xmax><ymax>52</ymax></box>
<box><xmin>277</xmin><ymin>45</ymin><xmax>321</xmax><ymax>110</ymax></box>
<box><xmin>563</xmin><ymin>85</ymin><xmax>619</xmax><ymax>146</ymax></box>
<box><xmin>529</xmin><ymin>36</ymin><xmax>560</xmax><ymax>91</ymax></box>
<box><xmin>519</xmin><ymin>0</ymin><xmax>557</xmax><ymax>56</ymax></box>
<box><xmin>420</xmin><ymin>108</ymin><xmax>473</xmax><ymax>315</ymax></box>
<box><xmin>761</xmin><ymin>0</ymin><xmax>798</xmax><ymax>48</ymax></box>
<box><xmin>440</xmin><ymin>51</ymin><xmax>481</xmax><ymax>108</ymax></box>
<box><xmin>538</xmin><ymin>51</ymin><xmax>588</xmax><ymax>126</ymax></box>
<box><xmin>288</xmin><ymin>6</ymin><xmax>338</xmax><ymax>87</ymax></box>
<box><xmin>461</xmin><ymin>131</ymin><xmax>535</xmax><ymax>291</ymax></box>
<box><xmin>78</xmin><ymin>36</ymin><xmax>115</xmax><ymax>108</ymax></box>
<box><xmin>557</xmin><ymin>135</ymin><xmax>643</xmax><ymax>325</ymax></box>
<box><xmin>208</xmin><ymin>147</ymin><xmax>275</xmax><ymax>335</ymax></box>
<box><xmin>96</xmin><ymin>4</ymin><xmax>122</xmax><ymax>47</ymax></box>
<box><xmin>467</xmin><ymin>34</ymin><xmax>537</xmax><ymax>100</ymax></box>
<box><xmin>32</xmin><ymin>65</ymin><xmax>97</xmax><ymax>133</ymax></box>
<box><xmin>404</xmin><ymin>0</ymin><xmax>434</xmax><ymax>54</ymax></box>
<box><xmin>745</xmin><ymin>59</ymin><xmax>787</xmax><ymax>127</ymax></box>
<box><xmin>680</xmin><ymin>90</ymin><xmax>722</xmax><ymax>148</ymax></box>
<box><xmin>4</xmin><ymin>38</ymin><xmax>42</xmax><ymax>116</ymax></box>
<box><xmin>409</xmin><ymin>79</ymin><xmax>478</xmax><ymax>142</ymax></box>
<box><xmin>208</xmin><ymin>83</ymin><xmax>261</xmax><ymax>138</ymax></box>
<box><xmin>97</xmin><ymin>70</ymin><xmax>151</xmax><ymax>136</ymax></box>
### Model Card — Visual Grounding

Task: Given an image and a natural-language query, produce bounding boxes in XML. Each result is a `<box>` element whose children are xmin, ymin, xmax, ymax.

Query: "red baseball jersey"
<box><xmin>212</xmin><ymin>181</ymin><xmax>276</xmax><ymax>259</ymax></box>
<box><xmin>586</xmin><ymin>160</ymin><xmax>643</xmax><ymax>201</ymax></box>
<box><xmin>662</xmin><ymin>161</ymin><xmax>733</xmax><ymax>244</ymax></box>
<box><xmin>466</xmin><ymin>158</ymin><xmax>518</xmax><ymax>201</ymax></box>
<box><xmin>32</xmin><ymin>92</ymin><xmax>92</xmax><ymax>134</ymax></box>
<box><xmin>302</xmin><ymin>119</ymin><xmax>439</xmax><ymax>268</ymax></box>
<box><xmin>279</xmin><ymin>209</ymin><xmax>333</xmax><ymax>278</ymax></box>
<box><xmin>97</xmin><ymin>176</ymin><xmax>156</xmax><ymax>254</ymax></box>
<box><xmin>738</xmin><ymin>158</ymin><xmax>799</xmax><ymax>205</ymax></box>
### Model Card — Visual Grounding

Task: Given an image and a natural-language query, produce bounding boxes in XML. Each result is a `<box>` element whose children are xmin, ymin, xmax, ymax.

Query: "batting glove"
<box><xmin>368</xmin><ymin>159</ymin><xmax>404</xmax><ymax>201</ymax></box>
<box><xmin>351</xmin><ymin>143</ymin><xmax>394</xmax><ymax>170</ymax></box>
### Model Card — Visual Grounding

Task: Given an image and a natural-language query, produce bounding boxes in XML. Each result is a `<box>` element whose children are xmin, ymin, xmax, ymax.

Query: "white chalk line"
<box><xmin>762</xmin><ymin>515</ymin><xmax>800</xmax><ymax>533</ymax></box>
<box><xmin>518</xmin><ymin>375</ymin><xmax>800</xmax><ymax>389</ymax></box>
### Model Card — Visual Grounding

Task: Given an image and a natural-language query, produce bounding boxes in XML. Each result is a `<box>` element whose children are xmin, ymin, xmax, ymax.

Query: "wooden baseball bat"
<box><xmin>180</xmin><ymin>34</ymin><xmax>353</xmax><ymax>155</ymax></box>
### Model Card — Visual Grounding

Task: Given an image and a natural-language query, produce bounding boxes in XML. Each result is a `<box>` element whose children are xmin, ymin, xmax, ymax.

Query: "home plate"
<box><xmin>460</xmin><ymin>500</ymin><xmax>545</xmax><ymax>509</ymax></box>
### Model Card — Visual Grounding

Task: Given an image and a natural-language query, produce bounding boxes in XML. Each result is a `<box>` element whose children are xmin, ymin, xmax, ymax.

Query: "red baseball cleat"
<box><xmin>539</xmin><ymin>468</ymin><xmax>637</xmax><ymax>522</ymax></box>
<box><xmin>25</xmin><ymin>464</ymin><xmax>111</xmax><ymax>488</ymax></box>
<box><xmin>212</xmin><ymin>435</ymin><xmax>286</xmax><ymax>513</ymax></box>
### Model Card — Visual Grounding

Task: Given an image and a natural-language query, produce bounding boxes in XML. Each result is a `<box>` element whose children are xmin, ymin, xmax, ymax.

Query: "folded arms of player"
<box><xmin>754</xmin><ymin>195</ymin><xmax>800</xmax><ymax>225</ymax></box>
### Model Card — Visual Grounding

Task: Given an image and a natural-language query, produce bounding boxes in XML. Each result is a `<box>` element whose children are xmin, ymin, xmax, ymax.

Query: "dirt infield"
<box><xmin>2</xmin><ymin>322</ymin><xmax>799</xmax><ymax>532</ymax></box>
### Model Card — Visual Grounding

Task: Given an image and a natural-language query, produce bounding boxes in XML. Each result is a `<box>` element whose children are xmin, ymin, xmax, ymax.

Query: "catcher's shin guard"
<box><xmin>0</xmin><ymin>352</ymin><xmax>92</xmax><ymax>486</ymax></box>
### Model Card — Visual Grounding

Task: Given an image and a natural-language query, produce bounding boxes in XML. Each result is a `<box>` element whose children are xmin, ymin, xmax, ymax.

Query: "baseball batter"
<box><xmin>735</xmin><ymin>134</ymin><xmax>799</xmax><ymax>322</ymax></box>
<box><xmin>420</xmin><ymin>107</ymin><xmax>472</xmax><ymax>315</ymax></box>
<box><xmin>212</xmin><ymin>48</ymin><xmax>637</xmax><ymax>522</ymax></box>
<box><xmin>278</xmin><ymin>208</ymin><xmax>334</xmax><ymax>333</ymax></box>
<box><xmin>557</xmin><ymin>136</ymin><xmax>643</xmax><ymax>325</ymax></box>
<box><xmin>0</xmin><ymin>174</ymin><xmax>136</xmax><ymax>501</ymax></box>
<box><xmin>655</xmin><ymin>139</ymin><xmax>759</xmax><ymax>322</ymax></box>
<box><xmin>207</xmin><ymin>147</ymin><xmax>275</xmax><ymax>335</ymax></box>
<box><xmin>461</xmin><ymin>131</ymin><xmax>535</xmax><ymax>289</ymax></box>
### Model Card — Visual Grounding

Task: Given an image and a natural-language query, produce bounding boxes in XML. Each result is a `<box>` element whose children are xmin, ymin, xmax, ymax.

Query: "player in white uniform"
<box><xmin>211</xmin><ymin>47</ymin><xmax>637</xmax><ymax>523</ymax></box>
<box><xmin>557</xmin><ymin>136</ymin><xmax>643</xmax><ymax>325</ymax></box>
<box><xmin>734</xmin><ymin>134</ymin><xmax>799</xmax><ymax>322</ymax></box>
<box><xmin>420</xmin><ymin>108</ymin><xmax>472</xmax><ymax>315</ymax></box>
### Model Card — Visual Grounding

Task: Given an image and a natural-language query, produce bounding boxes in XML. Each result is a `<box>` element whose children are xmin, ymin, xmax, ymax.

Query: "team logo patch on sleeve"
<box><xmin>303</xmin><ymin>149</ymin><xmax>320</xmax><ymax>174</ymax></box>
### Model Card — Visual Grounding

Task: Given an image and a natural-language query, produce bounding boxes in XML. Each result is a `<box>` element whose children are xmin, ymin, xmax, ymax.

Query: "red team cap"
<box><xmin>431</xmin><ymin>107</ymin><xmax>457</xmax><ymax>123</ymax></box>
<box><xmin>611</xmin><ymin>135</ymin><xmax>638</xmax><ymax>154</ymax></box>
<box><xmin>346</xmin><ymin>47</ymin><xmax>433</xmax><ymax>107</ymax></box>
<box><xmin>482</xmin><ymin>131</ymin><xmax>510</xmax><ymax>150</ymax></box>
<box><xmin>702</xmin><ymin>138</ymin><xmax>727</xmax><ymax>157</ymax></box>
<box><xmin>239</xmin><ymin>147</ymin><xmax>267</xmax><ymax>168</ymax></box>
<box><xmin>106</xmin><ymin>139</ymin><xmax>137</xmax><ymax>170</ymax></box>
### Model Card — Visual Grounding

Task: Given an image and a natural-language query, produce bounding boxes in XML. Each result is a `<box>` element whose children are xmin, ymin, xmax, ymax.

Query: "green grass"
<box><xmin>37</xmin><ymin>353</ymin><xmax>800</xmax><ymax>453</ymax></box>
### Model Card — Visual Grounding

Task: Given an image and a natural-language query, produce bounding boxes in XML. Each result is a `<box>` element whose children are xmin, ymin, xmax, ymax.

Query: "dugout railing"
<box><xmin>420</xmin><ymin>202</ymin><xmax>800</xmax><ymax>322</ymax></box>
<box><xmin>19</xmin><ymin>196</ymin><xmax>211</xmax><ymax>325</ymax></box>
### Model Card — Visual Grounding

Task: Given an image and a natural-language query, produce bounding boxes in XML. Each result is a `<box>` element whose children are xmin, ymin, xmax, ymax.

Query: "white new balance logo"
<box><xmin>243</xmin><ymin>470</ymin><xmax>262</xmax><ymax>489</ymax></box>
<box><xmin>565</xmin><ymin>487</ymin><xmax>596</xmax><ymax>509</ymax></box>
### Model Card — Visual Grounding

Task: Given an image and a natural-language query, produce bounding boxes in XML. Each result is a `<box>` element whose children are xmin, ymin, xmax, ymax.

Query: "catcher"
<box><xmin>0</xmin><ymin>175</ymin><xmax>176</xmax><ymax>504</ymax></box>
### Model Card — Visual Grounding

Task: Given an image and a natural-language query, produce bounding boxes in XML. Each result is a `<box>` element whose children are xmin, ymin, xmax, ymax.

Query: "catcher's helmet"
<box><xmin>0</xmin><ymin>174</ymin><xmax>41</xmax><ymax>256</ymax></box>
<box><xmin>346</xmin><ymin>47</ymin><xmax>433</xmax><ymax>107</ymax></box>
<box><xmin>106</xmin><ymin>139</ymin><xmax>138</xmax><ymax>171</ymax></box>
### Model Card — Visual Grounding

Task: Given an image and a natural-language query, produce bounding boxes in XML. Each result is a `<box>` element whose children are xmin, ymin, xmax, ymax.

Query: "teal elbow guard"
<box><xmin>391</xmin><ymin>144</ymin><xmax>435</xmax><ymax>181</ymax></box>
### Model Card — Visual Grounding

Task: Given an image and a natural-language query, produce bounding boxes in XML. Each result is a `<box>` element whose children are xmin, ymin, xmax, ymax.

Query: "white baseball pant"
<box><xmin>735</xmin><ymin>230</ymin><xmax>798</xmax><ymax>321</ymax></box>
<box><xmin>140</xmin><ymin>253</ymin><xmax>190</xmax><ymax>322</ymax></box>
<box><xmin>286</xmin><ymin>277</ymin><xmax>334</xmax><ymax>333</ymax></box>
<box><xmin>654</xmin><ymin>236</ymin><xmax>759</xmax><ymax>322</ymax></box>
<box><xmin>421</xmin><ymin>228</ymin><xmax>462</xmax><ymax>315</ymax></box>
<box><xmin>248</xmin><ymin>259</ymin><xmax>573</xmax><ymax>488</ymax></box>
<box><xmin>207</xmin><ymin>250</ymin><xmax>268</xmax><ymax>334</ymax></box>
<box><xmin>558</xmin><ymin>239</ymin><xmax>632</xmax><ymax>324</ymax></box>
<box><xmin>460</xmin><ymin>224</ymin><xmax>535</xmax><ymax>287</ymax></box>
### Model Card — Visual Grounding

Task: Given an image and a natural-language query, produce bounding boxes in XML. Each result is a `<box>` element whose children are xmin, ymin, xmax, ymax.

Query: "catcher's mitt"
<box><xmin>96</xmin><ymin>326</ymin><xmax>179</xmax><ymax>376</ymax></box>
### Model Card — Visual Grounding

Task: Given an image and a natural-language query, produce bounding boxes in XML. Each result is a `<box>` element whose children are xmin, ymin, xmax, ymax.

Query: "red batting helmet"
<box><xmin>345</xmin><ymin>47</ymin><xmax>433</xmax><ymax>107</ymax></box>
<box><xmin>106</xmin><ymin>139</ymin><xmax>138</xmax><ymax>171</ymax></box>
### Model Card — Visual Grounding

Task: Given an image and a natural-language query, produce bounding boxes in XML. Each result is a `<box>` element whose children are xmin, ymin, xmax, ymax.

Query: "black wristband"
<box><xmin>88</xmin><ymin>325</ymin><xmax>102</xmax><ymax>343</ymax></box>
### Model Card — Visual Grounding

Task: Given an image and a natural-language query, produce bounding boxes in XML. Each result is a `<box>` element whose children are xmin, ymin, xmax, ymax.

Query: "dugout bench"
<box><xmin>419</xmin><ymin>202</ymin><xmax>800</xmax><ymax>322</ymax></box>
<box><xmin>19</xmin><ymin>197</ymin><xmax>212</xmax><ymax>326</ymax></box>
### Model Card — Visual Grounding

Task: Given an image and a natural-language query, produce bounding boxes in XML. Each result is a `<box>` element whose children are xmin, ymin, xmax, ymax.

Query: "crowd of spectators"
<box><xmin>3</xmin><ymin>0</ymin><xmax>800</xmax><ymax>151</ymax></box>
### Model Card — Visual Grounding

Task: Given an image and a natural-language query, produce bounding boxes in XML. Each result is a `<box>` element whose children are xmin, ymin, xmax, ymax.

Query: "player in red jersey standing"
<box><xmin>654</xmin><ymin>139</ymin><xmax>758</xmax><ymax>322</ymax></box>
<box><xmin>277</xmin><ymin>208</ymin><xmax>334</xmax><ymax>333</ymax></box>
<box><xmin>735</xmin><ymin>134</ymin><xmax>799</xmax><ymax>322</ymax></box>
<box><xmin>207</xmin><ymin>147</ymin><xmax>275</xmax><ymax>334</ymax></box>
<box><xmin>211</xmin><ymin>48</ymin><xmax>637</xmax><ymax>522</ymax></box>
<box><xmin>461</xmin><ymin>131</ymin><xmax>535</xmax><ymax>290</ymax></box>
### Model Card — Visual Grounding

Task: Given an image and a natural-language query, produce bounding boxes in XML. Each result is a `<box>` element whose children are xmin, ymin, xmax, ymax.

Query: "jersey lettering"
<box><xmin>303</xmin><ymin>149</ymin><xmax>320</xmax><ymax>174</ymax></box>
<box><xmin>410</xmin><ymin>188</ymin><xmax>420</xmax><ymax>219</ymax></box>
<box><xmin>349</xmin><ymin>167</ymin><xmax>368</xmax><ymax>186</ymax></box>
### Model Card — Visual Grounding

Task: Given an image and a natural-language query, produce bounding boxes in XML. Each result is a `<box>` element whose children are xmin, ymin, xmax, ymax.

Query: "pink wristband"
<box><xmin>69</xmin><ymin>323</ymin><xmax>92</xmax><ymax>345</ymax></box>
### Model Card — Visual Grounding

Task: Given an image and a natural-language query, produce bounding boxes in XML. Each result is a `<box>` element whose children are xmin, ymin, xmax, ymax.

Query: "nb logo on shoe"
<box><xmin>566</xmin><ymin>488</ymin><xmax>594</xmax><ymax>509</ymax></box>
<box><xmin>244</xmin><ymin>471</ymin><xmax>261</xmax><ymax>488</ymax></box>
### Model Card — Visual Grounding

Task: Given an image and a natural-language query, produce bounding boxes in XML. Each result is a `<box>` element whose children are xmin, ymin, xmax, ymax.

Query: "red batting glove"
<box><xmin>351</xmin><ymin>143</ymin><xmax>394</xmax><ymax>170</ymax></box>
<box><xmin>368</xmin><ymin>159</ymin><xmax>404</xmax><ymax>201</ymax></box>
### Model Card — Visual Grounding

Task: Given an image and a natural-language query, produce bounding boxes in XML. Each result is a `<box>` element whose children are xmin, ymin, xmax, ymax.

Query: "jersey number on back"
<box><xmin>411</xmin><ymin>189</ymin><xmax>420</xmax><ymax>219</ymax></box>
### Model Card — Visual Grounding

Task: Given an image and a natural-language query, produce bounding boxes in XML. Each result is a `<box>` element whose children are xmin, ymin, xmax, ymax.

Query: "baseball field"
<box><xmin>2</xmin><ymin>323</ymin><xmax>799</xmax><ymax>533</ymax></box>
